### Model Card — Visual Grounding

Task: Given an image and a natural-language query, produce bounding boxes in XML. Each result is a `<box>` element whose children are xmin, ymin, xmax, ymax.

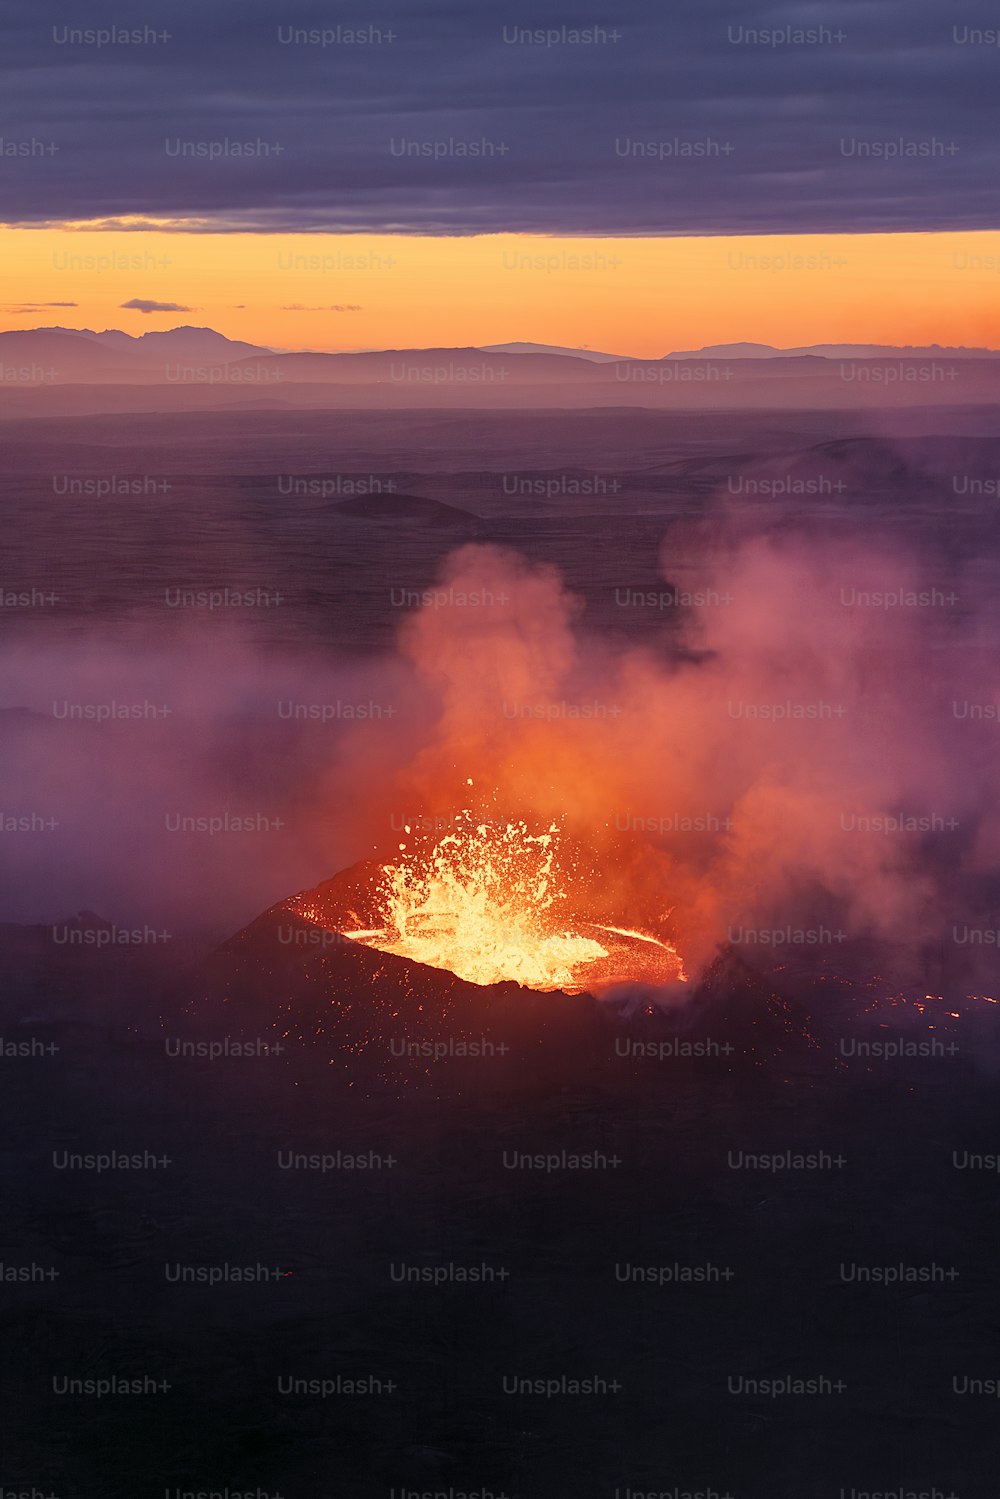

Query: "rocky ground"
<box><xmin>3</xmin><ymin>924</ymin><xmax>999</xmax><ymax>1497</ymax></box>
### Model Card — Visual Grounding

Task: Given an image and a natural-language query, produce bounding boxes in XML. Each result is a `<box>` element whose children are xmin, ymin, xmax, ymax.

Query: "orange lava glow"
<box><xmin>342</xmin><ymin>810</ymin><xmax>687</xmax><ymax>994</ymax></box>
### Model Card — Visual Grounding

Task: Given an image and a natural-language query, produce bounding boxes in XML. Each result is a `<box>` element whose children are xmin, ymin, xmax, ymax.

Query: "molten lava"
<box><xmin>329</xmin><ymin>810</ymin><xmax>687</xmax><ymax>994</ymax></box>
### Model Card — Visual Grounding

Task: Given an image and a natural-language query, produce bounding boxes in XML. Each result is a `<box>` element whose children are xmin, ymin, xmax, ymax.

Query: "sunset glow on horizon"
<box><xmin>5</xmin><ymin>225</ymin><xmax>1000</xmax><ymax>356</ymax></box>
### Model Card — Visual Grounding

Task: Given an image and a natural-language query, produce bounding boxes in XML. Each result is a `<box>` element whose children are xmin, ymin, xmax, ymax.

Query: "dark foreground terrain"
<box><xmin>2</xmin><ymin>926</ymin><xmax>1000</xmax><ymax>1497</ymax></box>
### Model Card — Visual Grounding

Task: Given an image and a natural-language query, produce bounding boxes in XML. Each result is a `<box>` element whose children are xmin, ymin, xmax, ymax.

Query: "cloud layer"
<box><xmin>2</xmin><ymin>0</ymin><xmax>998</xmax><ymax>234</ymax></box>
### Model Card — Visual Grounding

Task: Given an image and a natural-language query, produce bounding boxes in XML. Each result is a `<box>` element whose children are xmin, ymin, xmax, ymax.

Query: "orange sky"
<box><xmin>4</xmin><ymin>224</ymin><xmax>1000</xmax><ymax>355</ymax></box>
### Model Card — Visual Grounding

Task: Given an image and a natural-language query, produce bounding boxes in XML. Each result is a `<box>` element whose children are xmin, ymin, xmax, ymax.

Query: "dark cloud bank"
<box><xmin>2</xmin><ymin>0</ymin><xmax>998</xmax><ymax>234</ymax></box>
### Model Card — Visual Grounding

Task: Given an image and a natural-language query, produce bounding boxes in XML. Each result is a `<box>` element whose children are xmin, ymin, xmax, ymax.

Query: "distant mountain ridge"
<box><xmin>662</xmin><ymin>340</ymin><xmax>998</xmax><ymax>359</ymax></box>
<box><xmin>488</xmin><ymin>338</ymin><xmax>1000</xmax><ymax>360</ymax></box>
<box><xmin>480</xmin><ymin>341</ymin><xmax>629</xmax><ymax>363</ymax></box>
<box><xmin>4</xmin><ymin>326</ymin><xmax>1000</xmax><ymax>412</ymax></box>
<box><xmin>10</xmin><ymin>326</ymin><xmax>999</xmax><ymax>369</ymax></box>
<box><xmin>28</xmin><ymin>325</ymin><xmax>272</xmax><ymax>362</ymax></box>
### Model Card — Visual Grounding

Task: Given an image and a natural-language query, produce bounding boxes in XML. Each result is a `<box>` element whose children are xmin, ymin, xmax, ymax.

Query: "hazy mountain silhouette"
<box><xmin>664</xmin><ymin>340</ymin><xmax>997</xmax><ymax>359</ymax></box>
<box><xmin>31</xmin><ymin>324</ymin><xmax>271</xmax><ymax>362</ymax></box>
<box><xmin>4</xmin><ymin>326</ymin><xmax>1000</xmax><ymax>411</ymax></box>
<box><xmin>0</xmin><ymin>328</ymin><xmax>142</xmax><ymax>378</ymax></box>
<box><xmin>222</xmin><ymin>346</ymin><xmax>607</xmax><ymax>383</ymax></box>
<box><xmin>480</xmin><ymin>341</ymin><xmax>629</xmax><ymax>362</ymax></box>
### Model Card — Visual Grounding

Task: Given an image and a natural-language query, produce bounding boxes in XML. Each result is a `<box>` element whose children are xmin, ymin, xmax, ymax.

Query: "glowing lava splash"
<box><xmin>335</xmin><ymin>807</ymin><xmax>687</xmax><ymax>994</ymax></box>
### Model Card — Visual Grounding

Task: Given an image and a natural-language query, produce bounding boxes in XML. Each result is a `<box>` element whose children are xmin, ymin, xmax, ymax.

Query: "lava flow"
<box><xmin>291</xmin><ymin>809</ymin><xmax>687</xmax><ymax>995</ymax></box>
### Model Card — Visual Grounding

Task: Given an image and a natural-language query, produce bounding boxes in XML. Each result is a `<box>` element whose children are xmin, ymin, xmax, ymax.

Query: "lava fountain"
<box><xmin>288</xmin><ymin>803</ymin><xmax>687</xmax><ymax>995</ymax></box>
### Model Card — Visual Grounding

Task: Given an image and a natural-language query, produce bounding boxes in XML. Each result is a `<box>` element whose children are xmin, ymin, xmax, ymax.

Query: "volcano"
<box><xmin>182</xmin><ymin>843</ymin><xmax>828</xmax><ymax>1089</ymax></box>
<box><xmin>306</xmin><ymin>816</ymin><xmax>689</xmax><ymax>996</ymax></box>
